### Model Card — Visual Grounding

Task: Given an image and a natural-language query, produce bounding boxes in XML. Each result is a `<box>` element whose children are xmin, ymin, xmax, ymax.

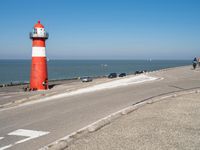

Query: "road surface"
<box><xmin>0</xmin><ymin>66</ymin><xmax>200</xmax><ymax>150</ymax></box>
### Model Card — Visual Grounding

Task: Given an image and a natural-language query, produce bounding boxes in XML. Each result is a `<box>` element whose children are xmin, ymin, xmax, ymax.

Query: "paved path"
<box><xmin>0</xmin><ymin>66</ymin><xmax>200</xmax><ymax>150</ymax></box>
<box><xmin>65</xmin><ymin>93</ymin><xmax>200</xmax><ymax>150</ymax></box>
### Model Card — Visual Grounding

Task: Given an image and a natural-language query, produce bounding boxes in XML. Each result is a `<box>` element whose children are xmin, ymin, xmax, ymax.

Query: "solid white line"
<box><xmin>0</xmin><ymin>137</ymin><xmax>4</xmax><ymax>140</ymax></box>
<box><xmin>0</xmin><ymin>144</ymin><xmax>12</xmax><ymax>150</ymax></box>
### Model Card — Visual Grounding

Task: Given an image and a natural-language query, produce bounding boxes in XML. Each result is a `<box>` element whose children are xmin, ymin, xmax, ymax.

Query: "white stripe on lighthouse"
<box><xmin>32</xmin><ymin>47</ymin><xmax>46</xmax><ymax>57</ymax></box>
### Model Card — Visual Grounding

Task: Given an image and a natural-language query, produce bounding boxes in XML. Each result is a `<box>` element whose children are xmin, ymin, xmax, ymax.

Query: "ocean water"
<box><xmin>0</xmin><ymin>60</ymin><xmax>191</xmax><ymax>84</ymax></box>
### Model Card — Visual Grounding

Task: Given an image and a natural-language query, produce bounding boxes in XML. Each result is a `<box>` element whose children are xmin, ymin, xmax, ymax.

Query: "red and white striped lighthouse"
<box><xmin>29</xmin><ymin>21</ymin><xmax>49</xmax><ymax>90</ymax></box>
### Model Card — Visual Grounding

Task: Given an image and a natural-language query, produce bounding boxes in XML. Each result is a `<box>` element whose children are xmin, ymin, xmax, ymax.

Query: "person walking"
<box><xmin>193</xmin><ymin>57</ymin><xmax>198</xmax><ymax>69</ymax></box>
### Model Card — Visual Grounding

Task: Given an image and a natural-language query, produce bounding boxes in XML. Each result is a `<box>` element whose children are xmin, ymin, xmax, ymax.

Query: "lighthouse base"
<box><xmin>30</xmin><ymin>57</ymin><xmax>48</xmax><ymax>91</ymax></box>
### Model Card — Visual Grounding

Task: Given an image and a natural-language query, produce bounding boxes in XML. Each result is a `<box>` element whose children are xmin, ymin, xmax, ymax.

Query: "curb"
<box><xmin>40</xmin><ymin>87</ymin><xmax>200</xmax><ymax>150</ymax></box>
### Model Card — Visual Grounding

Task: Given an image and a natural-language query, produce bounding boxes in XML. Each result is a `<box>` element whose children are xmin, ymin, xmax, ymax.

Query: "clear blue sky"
<box><xmin>0</xmin><ymin>0</ymin><xmax>199</xmax><ymax>60</ymax></box>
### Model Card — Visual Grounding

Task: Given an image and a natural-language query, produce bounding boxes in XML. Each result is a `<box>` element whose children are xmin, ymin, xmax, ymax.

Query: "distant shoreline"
<box><xmin>0</xmin><ymin>59</ymin><xmax>192</xmax><ymax>60</ymax></box>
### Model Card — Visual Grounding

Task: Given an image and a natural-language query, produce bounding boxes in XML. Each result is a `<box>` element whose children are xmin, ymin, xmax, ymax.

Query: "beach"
<box><xmin>0</xmin><ymin>65</ymin><xmax>200</xmax><ymax>150</ymax></box>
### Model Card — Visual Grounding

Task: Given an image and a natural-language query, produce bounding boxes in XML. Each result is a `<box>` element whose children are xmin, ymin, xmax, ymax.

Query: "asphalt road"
<box><xmin>0</xmin><ymin>66</ymin><xmax>200</xmax><ymax>150</ymax></box>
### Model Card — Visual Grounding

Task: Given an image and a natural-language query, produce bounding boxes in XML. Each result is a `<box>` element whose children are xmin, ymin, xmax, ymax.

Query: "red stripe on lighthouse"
<box><xmin>32</xmin><ymin>39</ymin><xmax>46</xmax><ymax>47</ymax></box>
<box><xmin>30</xmin><ymin>57</ymin><xmax>48</xmax><ymax>90</ymax></box>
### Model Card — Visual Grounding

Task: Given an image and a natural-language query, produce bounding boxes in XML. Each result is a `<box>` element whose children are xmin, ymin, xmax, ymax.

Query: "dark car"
<box><xmin>81</xmin><ymin>77</ymin><xmax>93</xmax><ymax>82</ymax></box>
<box><xmin>135</xmin><ymin>70</ymin><xmax>147</xmax><ymax>75</ymax></box>
<box><xmin>108</xmin><ymin>73</ymin><xmax>117</xmax><ymax>78</ymax></box>
<box><xmin>119</xmin><ymin>73</ymin><xmax>126</xmax><ymax>77</ymax></box>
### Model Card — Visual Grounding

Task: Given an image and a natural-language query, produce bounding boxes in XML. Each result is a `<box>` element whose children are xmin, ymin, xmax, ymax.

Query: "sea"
<box><xmin>0</xmin><ymin>60</ymin><xmax>191</xmax><ymax>84</ymax></box>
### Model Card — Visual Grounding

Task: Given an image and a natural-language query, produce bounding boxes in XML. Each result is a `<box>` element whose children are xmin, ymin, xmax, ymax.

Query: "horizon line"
<box><xmin>0</xmin><ymin>59</ymin><xmax>192</xmax><ymax>61</ymax></box>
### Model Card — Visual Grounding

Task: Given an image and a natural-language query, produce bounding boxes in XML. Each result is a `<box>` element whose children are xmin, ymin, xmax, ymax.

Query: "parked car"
<box><xmin>108</xmin><ymin>73</ymin><xmax>117</xmax><ymax>78</ymax></box>
<box><xmin>81</xmin><ymin>77</ymin><xmax>93</xmax><ymax>82</ymax></box>
<box><xmin>134</xmin><ymin>70</ymin><xmax>147</xmax><ymax>75</ymax></box>
<box><xmin>119</xmin><ymin>73</ymin><xmax>126</xmax><ymax>77</ymax></box>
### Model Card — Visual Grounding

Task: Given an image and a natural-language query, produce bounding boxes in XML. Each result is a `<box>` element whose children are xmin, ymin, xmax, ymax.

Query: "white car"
<box><xmin>81</xmin><ymin>77</ymin><xmax>93</xmax><ymax>82</ymax></box>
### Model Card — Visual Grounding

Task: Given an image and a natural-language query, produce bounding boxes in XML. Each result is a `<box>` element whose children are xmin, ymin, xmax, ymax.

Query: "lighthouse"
<box><xmin>29</xmin><ymin>21</ymin><xmax>49</xmax><ymax>90</ymax></box>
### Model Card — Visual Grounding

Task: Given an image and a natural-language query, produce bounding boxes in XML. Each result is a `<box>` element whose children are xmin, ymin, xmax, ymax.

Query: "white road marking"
<box><xmin>8</xmin><ymin>129</ymin><xmax>49</xmax><ymax>144</ymax></box>
<box><xmin>0</xmin><ymin>129</ymin><xmax>49</xmax><ymax>150</ymax></box>
<box><xmin>0</xmin><ymin>145</ymin><xmax>12</xmax><ymax>150</ymax></box>
<box><xmin>21</xmin><ymin>75</ymin><xmax>159</xmax><ymax>106</ymax></box>
<box><xmin>0</xmin><ymin>74</ymin><xmax>161</xmax><ymax>112</ymax></box>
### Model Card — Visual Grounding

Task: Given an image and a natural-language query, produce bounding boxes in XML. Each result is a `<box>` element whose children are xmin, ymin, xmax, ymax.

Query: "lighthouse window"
<box><xmin>33</xmin><ymin>28</ymin><xmax>37</xmax><ymax>34</ymax></box>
